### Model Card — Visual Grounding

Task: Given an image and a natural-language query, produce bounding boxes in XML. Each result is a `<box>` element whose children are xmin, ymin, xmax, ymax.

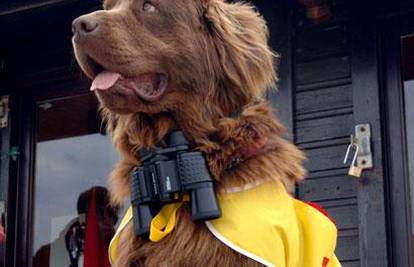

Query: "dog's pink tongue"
<box><xmin>90</xmin><ymin>71</ymin><xmax>122</xmax><ymax>91</ymax></box>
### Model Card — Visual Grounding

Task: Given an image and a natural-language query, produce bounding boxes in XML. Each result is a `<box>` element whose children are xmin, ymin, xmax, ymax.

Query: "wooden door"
<box><xmin>290</xmin><ymin>2</ymin><xmax>390</xmax><ymax>266</ymax></box>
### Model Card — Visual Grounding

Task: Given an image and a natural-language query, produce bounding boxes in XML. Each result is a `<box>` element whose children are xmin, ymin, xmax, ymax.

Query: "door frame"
<box><xmin>381</xmin><ymin>12</ymin><xmax>414</xmax><ymax>267</ymax></box>
<box><xmin>349</xmin><ymin>3</ymin><xmax>390</xmax><ymax>266</ymax></box>
<box><xmin>0</xmin><ymin>93</ymin><xmax>14</xmax><ymax>267</ymax></box>
<box><xmin>8</xmin><ymin>80</ymin><xmax>89</xmax><ymax>267</ymax></box>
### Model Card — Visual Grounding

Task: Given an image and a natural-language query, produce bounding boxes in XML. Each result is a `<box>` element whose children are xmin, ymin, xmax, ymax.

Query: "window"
<box><xmin>32</xmin><ymin>94</ymin><xmax>120</xmax><ymax>267</ymax></box>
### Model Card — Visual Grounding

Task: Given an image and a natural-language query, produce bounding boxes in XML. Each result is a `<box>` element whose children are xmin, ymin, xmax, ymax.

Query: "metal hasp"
<box><xmin>355</xmin><ymin>124</ymin><xmax>373</xmax><ymax>169</ymax></box>
<box><xmin>0</xmin><ymin>95</ymin><xmax>9</xmax><ymax>129</ymax></box>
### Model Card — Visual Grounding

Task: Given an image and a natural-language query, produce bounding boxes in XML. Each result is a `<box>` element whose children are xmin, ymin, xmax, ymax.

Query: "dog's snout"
<box><xmin>72</xmin><ymin>16</ymin><xmax>99</xmax><ymax>35</ymax></box>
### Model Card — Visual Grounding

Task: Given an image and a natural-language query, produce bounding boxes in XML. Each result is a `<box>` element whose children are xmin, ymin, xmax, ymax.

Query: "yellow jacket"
<box><xmin>109</xmin><ymin>181</ymin><xmax>341</xmax><ymax>267</ymax></box>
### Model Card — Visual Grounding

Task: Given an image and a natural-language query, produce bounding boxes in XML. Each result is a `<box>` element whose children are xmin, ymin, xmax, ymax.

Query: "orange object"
<box><xmin>299</xmin><ymin>0</ymin><xmax>332</xmax><ymax>23</ymax></box>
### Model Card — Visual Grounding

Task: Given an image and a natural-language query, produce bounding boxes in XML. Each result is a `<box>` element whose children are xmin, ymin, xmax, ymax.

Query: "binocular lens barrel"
<box><xmin>131</xmin><ymin>167</ymin><xmax>155</xmax><ymax>236</ymax></box>
<box><xmin>132</xmin><ymin>203</ymin><xmax>152</xmax><ymax>236</ymax></box>
<box><xmin>190</xmin><ymin>182</ymin><xmax>221</xmax><ymax>221</ymax></box>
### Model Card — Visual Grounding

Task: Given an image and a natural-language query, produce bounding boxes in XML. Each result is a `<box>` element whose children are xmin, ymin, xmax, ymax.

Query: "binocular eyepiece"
<box><xmin>131</xmin><ymin>130</ymin><xmax>221</xmax><ymax>237</ymax></box>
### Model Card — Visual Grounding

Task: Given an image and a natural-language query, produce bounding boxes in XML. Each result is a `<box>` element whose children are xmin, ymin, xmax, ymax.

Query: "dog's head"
<box><xmin>72</xmin><ymin>0</ymin><xmax>276</xmax><ymax>116</ymax></box>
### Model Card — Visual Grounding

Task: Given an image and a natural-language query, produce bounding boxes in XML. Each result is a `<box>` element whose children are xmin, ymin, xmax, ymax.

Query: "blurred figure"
<box><xmin>33</xmin><ymin>186</ymin><xmax>118</xmax><ymax>267</ymax></box>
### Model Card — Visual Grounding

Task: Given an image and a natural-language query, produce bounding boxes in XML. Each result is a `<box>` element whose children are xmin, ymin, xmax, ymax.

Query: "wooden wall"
<box><xmin>291</xmin><ymin>2</ymin><xmax>360</xmax><ymax>266</ymax></box>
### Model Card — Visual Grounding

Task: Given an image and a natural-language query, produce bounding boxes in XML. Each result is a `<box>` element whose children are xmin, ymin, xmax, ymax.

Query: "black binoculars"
<box><xmin>130</xmin><ymin>130</ymin><xmax>221</xmax><ymax>237</ymax></box>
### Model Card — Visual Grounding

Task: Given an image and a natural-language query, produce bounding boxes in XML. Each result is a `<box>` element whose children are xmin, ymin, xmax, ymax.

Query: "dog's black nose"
<box><xmin>72</xmin><ymin>16</ymin><xmax>98</xmax><ymax>35</ymax></box>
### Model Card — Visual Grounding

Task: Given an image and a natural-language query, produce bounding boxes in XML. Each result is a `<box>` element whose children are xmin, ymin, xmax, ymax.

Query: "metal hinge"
<box><xmin>0</xmin><ymin>95</ymin><xmax>9</xmax><ymax>129</ymax></box>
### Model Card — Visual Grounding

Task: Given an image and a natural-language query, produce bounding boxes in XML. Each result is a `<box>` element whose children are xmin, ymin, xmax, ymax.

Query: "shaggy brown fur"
<box><xmin>72</xmin><ymin>0</ymin><xmax>306</xmax><ymax>266</ymax></box>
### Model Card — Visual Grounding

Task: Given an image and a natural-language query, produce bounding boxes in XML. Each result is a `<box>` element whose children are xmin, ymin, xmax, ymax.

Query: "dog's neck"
<box><xmin>106</xmin><ymin>100</ymin><xmax>305</xmax><ymax>201</ymax></box>
<box><xmin>165</xmin><ymin>102</ymin><xmax>283</xmax><ymax>174</ymax></box>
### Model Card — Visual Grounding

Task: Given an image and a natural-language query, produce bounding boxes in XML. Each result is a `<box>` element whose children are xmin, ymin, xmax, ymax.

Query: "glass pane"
<box><xmin>32</xmin><ymin>94</ymin><xmax>120</xmax><ymax>267</ymax></box>
<box><xmin>401</xmin><ymin>36</ymin><xmax>414</xmax><ymax>235</ymax></box>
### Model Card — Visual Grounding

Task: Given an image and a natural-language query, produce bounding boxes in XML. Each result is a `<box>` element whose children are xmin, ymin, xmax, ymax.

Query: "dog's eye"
<box><xmin>142</xmin><ymin>1</ymin><xmax>156</xmax><ymax>12</ymax></box>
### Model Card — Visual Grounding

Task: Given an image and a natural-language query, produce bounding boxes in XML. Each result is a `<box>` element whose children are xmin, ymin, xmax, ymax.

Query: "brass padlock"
<box><xmin>348</xmin><ymin>164</ymin><xmax>362</xmax><ymax>177</ymax></box>
<box><xmin>343</xmin><ymin>140</ymin><xmax>362</xmax><ymax>178</ymax></box>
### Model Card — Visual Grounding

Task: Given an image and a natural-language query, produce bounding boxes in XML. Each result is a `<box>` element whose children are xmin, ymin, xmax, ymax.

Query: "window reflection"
<box><xmin>401</xmin><ymin>36</ymin><xmax>414</xmax><ymax>235</ymax></box>
<box><xmin>32</xmin><ymin>95</ymin><xmax>120</xmax><ymax>267</ymax></box>
<box><xmin>405</xmin><ymin>82</ymin><xmax>414</xmax><ymax>201</ymax></box>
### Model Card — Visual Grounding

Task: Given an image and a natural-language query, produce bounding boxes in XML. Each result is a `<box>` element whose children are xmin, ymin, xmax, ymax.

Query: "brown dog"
<box><xmin>72</xmin><ymin>0</ymin><xmax>305</xmax><ymax>266</ymax></box>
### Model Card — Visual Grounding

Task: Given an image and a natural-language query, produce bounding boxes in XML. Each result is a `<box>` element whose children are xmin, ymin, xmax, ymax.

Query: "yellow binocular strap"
<box><xmin>149</xmin><ymin>202</ymin><xmax>183</xmax><ymax>242</ymax></box>
<box><xmin>149</xmin><ymin>195</ymin><xmax>189</xmax><ymax>242</ymax></box>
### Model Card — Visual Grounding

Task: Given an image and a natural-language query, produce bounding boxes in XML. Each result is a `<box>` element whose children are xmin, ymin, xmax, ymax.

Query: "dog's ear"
<box><xmin>202</xmin><ymin>0</ymin><xmax>277</xmax><ymax>111</ymax></box>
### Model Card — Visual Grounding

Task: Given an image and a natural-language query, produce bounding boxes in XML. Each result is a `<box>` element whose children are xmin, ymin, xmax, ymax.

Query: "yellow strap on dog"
<box><xmin>149</xmin><ymin>194</ymin><xmax>189</xmax><ymax>241</ymax></box>
<box><xmin>108</xmin><ymin>198</ymin><xmax>187</xmax><ymax>264</ymax></box>
<box><xmin>108</xmin><ymin>206</ymin><xmax>133</xmax><ymax>265</ymax></box>
<box><xmin>149</xmin><ymin>202</ymin><xmax>183</xmax><ymax>242</ymax></box>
